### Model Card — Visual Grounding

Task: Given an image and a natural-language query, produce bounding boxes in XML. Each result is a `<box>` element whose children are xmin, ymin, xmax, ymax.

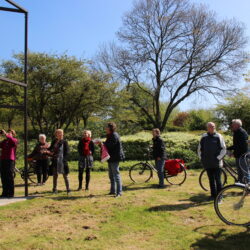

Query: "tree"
<box><xmin>216</xmin><ymin>93</ymin><xmax>250</xmax><ymax>133</ymax></box>
<box><xmin>98</xmin><ymin>0</ymin><xmax>248</xmax><ymax>130</ymax></box>
<box><xmin>173</xmin><ymin>112</ymin><xmax>190</xmax><ymax>127</ymax></box>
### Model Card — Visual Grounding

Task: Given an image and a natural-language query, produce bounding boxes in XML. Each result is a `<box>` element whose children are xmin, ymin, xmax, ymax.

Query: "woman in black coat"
<box><xmin>77</xmin><ymin>130</ymin><xmax>95</xmax><ymax>191</ymax></box>
<box><xmin>47</xmin><ymin>129</ymin><xmax>71</xmax><ymax>194</ymax></box>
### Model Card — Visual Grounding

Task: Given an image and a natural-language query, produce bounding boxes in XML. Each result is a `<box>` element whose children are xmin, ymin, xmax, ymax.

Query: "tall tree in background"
<box><xmin>99</xmin><ymin>0</ymin><xmax>249</xmax><ymax>130</ymax></box>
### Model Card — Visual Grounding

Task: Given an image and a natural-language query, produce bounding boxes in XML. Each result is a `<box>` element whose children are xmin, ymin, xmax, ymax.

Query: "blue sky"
<box><xmin>0</xmin><ymin>0</ymin><xmax>249</xmax><ymax>110</ymax></box>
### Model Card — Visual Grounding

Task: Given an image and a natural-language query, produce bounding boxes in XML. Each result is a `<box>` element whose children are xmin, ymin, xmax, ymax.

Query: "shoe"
<box><xmin>52</xmin><ymin>189</ymin><xmax>58</xmax><ymax>194</ymax></box>
<box><xmin>85</xmin><ymin>188</ymin><xmax>89</xmax><ymax>191</ymax></box>
<box><xmin>206</xmin><ymin>196</ymin><xmax>214</xmax><ymax>202</ymax></box>
<box><xmin>108</xmin><ymin>192</ymin><xmax>115</xmax><ymax>195</ymax></box>
<box><xmin>218</xmin><ymin>196</ymin><xmax>223</xmax><ymax>204</ymax></box>
<box><xmin>77</xmin><ymin>187</ymin><xmax>82</xmax><ymax>191</ymax></box>
<box><xmin>115</xmin><ymin>193</ymin><xmax>122</xmax><ymax>198</ymax></box>
<box><xmin>67</xmin><ymin>189</ymin><xmax>71</xmax><ymax>195</ymax></box>
<box><xmin>158</xmin><ymin>185</ymin><xmax>165</xmax><ymax>189</ymax></box>
<box><xmin>0</xmin><ymin>194</ymin><xmax>7</xmax><ymax>198</ymax></box>
<box><xmin>7</xmin><ymin>195</ymin><xmax>14</xmax><ymax>198</ymax></box>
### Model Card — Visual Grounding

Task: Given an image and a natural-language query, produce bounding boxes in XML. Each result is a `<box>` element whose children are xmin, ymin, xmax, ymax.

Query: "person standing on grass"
<box><xmin>28</xmin><ymin>134</ymin><xmax>50</xmax><ymax>186</ymax></box>
<box><xmin>103</xmin><ymin>122</ymin><xmax>125</xmax><ymax>198</ymax></box>
<box><xmin>0</xmin><ymin>129</ymin><xmax>18</xmax><ymax>198</ymax></box>
<box><xmin>152</xmin><ymin>128</ymin><xmax>167</xmax><ymax>188</ymax></box>
<box><xmin>77</xmin><ymin>130</ymin><xmax>95</xmax><ymax>191</ymax></box>
<box><xmin>47</xmin><ymin>129</ymin><xmax>71</xmax><ymax>194</ymax></box>
<box><xmin>198</xmin><ymin>122</ymin><xmax>227</xmax><ymax>201</ymax></box>
<box><xmin>227</xmin><ymin>119</ymin><xmax>249</xmax><ymax>183</ymax></box>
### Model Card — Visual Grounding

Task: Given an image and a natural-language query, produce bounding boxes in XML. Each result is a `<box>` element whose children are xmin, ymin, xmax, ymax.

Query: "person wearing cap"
<box><xmin>0</xmin><ymin>129</ymin><xmax>18</xmax><ymax>198</ymax></box>
<box><xmin>198</xmin><ymin>122</ymin><xmax>226</xmax><ymax>200</ymax></box>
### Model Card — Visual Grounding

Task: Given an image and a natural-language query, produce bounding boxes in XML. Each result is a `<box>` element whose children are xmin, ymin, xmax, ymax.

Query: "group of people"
<box><xmin>198</xmin><ymin>119</ymin><xmax>249</xmax><ymax>201</ymax></box>
<box><xmin>0</xmin><ymin>119</ymin><xmax>249</xmax><ymax>200</ymax></box>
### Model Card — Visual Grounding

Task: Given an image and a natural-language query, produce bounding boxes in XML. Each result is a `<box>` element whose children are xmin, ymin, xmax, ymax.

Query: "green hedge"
<box><xmin>16</xmin><ymin>131</ymin><xmax>233</xmax><ymax>169</ymax></box>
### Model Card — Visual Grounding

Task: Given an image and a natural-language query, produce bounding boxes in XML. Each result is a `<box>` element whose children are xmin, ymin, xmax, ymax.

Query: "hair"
<box><xmin>39</xmin><ymin>134</ymin><xmax>46</xmax><ymax>140</ymax></box>
<box><xmin>232</xmin><ymin>119</ymin><xmax>242</xmax><ymax>127</ymax></box>
<box><xmin>8</xmin><ymin>129</ymin><xmax>16</xmax><ymax>137</ymax></box>
<box><xmin>55</xmin><ymin>129</ymin><xmax>64</xmax><ymax>136</ymax></box>
<box><xmin>153</xmin><ymin>128</ymin><xmax>161</xmax><ymax>136</ymax></box>
<box><xmin>107</xmin><ymin>122</ymin><xmax>117</xmax><ymax>132</ymax></box>
<box><xmin>83</xmin><ymin>130</ymin><xmax>92</xmax><ymax>138</ymax></box>
<box><xmin>207</xmin><ymin>122</ymin><xmax>216</xmax><ymax>128</ymax></box>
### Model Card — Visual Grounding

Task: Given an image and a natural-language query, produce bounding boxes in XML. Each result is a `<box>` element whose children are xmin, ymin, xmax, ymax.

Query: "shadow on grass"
<box><xmin>123</xmin><ymin>183</ymin><xmax>161</xmax><ymax>191</ymax></box>
<box><xmin>46</xmin><ymin>193</ymin><xmax>110</xmax><ymax>201</ymax></box>
<box><xmin>148</xmin><ymin>193</ymin><xmax>212</xmax><ymax>212</ymax></box>
<box><xmin>191</xmin><ymin>228</ymin><xmax>250</xmax><ymax>250</ymax></box>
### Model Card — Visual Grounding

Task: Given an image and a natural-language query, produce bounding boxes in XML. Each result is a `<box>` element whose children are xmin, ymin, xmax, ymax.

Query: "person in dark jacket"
<box><xmin>227</xmin><ymin>119</ymin><xmax>249</xmax><ymax>183</ymax></box>
<box><xmin>198</xmin><ymin>122</ymin><xmax>226</xmax><ymax>200</ymax></box>
<box><xmin>0</xmin><ymin>129</ymin><xmax>18</xmax><ymax>198</ymax></box>
<box><xmin>104</xmin><ymin>122</ymin><xmax>124</xmax><ymax>197</ymax></box>
<box><xmin>47</xmin><ymin>129</ymin><xmax>71</xmax><ymax>194</ymax></box>
<box><xmin>77</xmin><ymin>130</ymin><xmax>95</xmax><ymax>191</ymax></box>
<box><xmin>28</xmin><ymin>134</ymin><xmax>50</xmax><ymax>185</ymax></box>
<box><xmin>152</xmin><ymin>128</ymin><xmax>167</xmax><ymax>188</ymax></box>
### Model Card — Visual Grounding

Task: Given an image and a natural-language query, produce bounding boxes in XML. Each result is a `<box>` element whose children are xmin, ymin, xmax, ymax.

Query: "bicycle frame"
<box><xmin>223</xmin><ymin>160</ymin><xmax>238</xmax><ymax>182</ymax></box>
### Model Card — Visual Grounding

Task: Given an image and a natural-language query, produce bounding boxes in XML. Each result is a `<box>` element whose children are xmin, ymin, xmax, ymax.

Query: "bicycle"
<box><xmin>214</xmin><ymin>153</ymin><xmax>250</xmax><ymax>227</ymax></box>
<box><xmin>14</xmin><ymin>160</ymin><xmax>49</xmax><ymax>185</ymax></box>
<box><xmin>129</xmin><ymin>151</ymin><xmax>187</xmax><ymax>185</ymax></box>
<box><xmin>199</xmin><ymin>159</ymin><xmax>238</xmax><ymax>192</ymax></box>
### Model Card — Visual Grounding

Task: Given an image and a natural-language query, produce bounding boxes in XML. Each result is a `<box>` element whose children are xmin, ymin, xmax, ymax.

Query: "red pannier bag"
<box><xmin>165</xmin><ymin>159</ymin><xmax>185</xmax><ymax>176</ymax></box>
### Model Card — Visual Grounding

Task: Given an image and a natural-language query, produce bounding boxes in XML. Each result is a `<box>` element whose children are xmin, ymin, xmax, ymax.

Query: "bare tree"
<box><xmin>98</xmin><ymin>0</ymin><xmax>249</xmax><ymax>130</ymax></box>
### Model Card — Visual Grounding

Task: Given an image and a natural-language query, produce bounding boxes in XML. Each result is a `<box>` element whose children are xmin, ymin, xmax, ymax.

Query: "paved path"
<box><xmin>0</xmin><ymin>197</ymin><xmax>35</xmax><ymax>206</ymax></box>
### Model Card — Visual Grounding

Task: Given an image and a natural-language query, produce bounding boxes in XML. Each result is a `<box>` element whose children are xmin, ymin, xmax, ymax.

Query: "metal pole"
<box><xmin>24</xmin><ymin>12</ymin><xmax>28</xmax><ymax>197</ymax></box>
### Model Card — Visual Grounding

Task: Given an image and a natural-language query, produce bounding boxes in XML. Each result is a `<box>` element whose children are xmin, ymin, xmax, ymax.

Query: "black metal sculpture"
<box><xmin>0</xmin><ymin>0</ymin><xmax>29</xmax><ymax>196</ymax></box>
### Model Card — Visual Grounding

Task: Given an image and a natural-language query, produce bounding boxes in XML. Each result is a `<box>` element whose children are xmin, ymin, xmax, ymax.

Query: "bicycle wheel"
<box><xmin>165</xmin><ymin>164</ymin><xmax>187</xmax><ymax>185</ymax></box>
<box><xmin>214</xmin><ymin>184</ymin><xmax>250</xmax><ymax>226</ymax></box>
<box><xmin>199</xmin><ymin>168</ymin><xmax>227</xmax><ymax>191</ymax></box>
<box><xmin>129</xmin><ymin>163</ymin><xmax>153</xmax><ymax>183</ymax></box>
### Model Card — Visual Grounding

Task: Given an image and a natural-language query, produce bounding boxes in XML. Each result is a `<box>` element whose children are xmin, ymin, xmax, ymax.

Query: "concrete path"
<box><xmin>0</xmin><ymin>196</ymin><xmax>35</xmax><ymax>206</ymax></box>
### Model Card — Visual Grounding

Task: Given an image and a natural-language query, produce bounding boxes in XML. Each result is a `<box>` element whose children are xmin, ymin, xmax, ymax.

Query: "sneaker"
<box><xmin>77</xmin><ymin>187</ymin><xmax>82</xmax><ymax>191</ymax></box>
<box><xmin>115</xmin><ymin>193</ymin><xmax>122</xmax><ymax>198</ymax></box>
<box><xmin>67</xmin><ymin>189</ymin><xmax>71</xmax><ymax>195</ymax></box>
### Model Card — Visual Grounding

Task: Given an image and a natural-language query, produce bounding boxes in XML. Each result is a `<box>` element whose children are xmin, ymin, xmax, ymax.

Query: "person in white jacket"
<box><xmin>198</xmin><ymin>122</ymin><xmax>227</xmax><ymax>201</ymax></box>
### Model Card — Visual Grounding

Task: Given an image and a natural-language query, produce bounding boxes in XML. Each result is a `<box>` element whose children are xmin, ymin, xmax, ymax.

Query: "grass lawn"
<box><xmin>0</xmin><ymin>168</ymin><xmax>249</xmax><ymax>250</ymax></box>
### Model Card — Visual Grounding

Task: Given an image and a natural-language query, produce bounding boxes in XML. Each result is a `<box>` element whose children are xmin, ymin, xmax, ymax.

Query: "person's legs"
<box><xmin>155</xmin><ymin>159</ymin><xmax>165</xmax><ymax>187</ymax></box>
<box><xmin>110</xmin><ymin>162</ymin><xmax>122</xmax><ymax>195</ymax></box>
<box><xmin>78</xmin><ymin>167</ymin><xmax>84</xmax><ymax>190</ymax></box>
<box><xmin>108</xmin><ymin>162</ymin><xmax>115</xmax><ymax>194</ymax></box>
<box><xmin>214</xmin><ymin>168</ymin><xmax>222</xmax><ymax>195</ymax></box>
<box><xmin>42</xmin><ymin>160</ymin><xmax>49</xmax><ymax>184</ymax></box>
<box><xmin>236</xmin><ymin>158</ymin><xmax>244</xmax><ymax>183</ymax></box>
<box><xmin>36</xmin><ymin>161</ymin><xmax>42</xmax><ymax>184</ymax></box>
<box><xmin>206</xmin><ymin>168</ymin><xmax>216</xmax><ymax>198</ymax></box>
<box><xmin>63</xmin><ymin>174</ymin><xmax>70</xmax><ymax>192</ymax></box>
<box><xmin>85</xmin><ymin>167</ymin><xmax>91</xmax><ymax>190</ymax></box>
<box><xmin>1</xmin><ymin>160</ymin><xmax>7</xmax><ymax>196</ymax></box>
<box><xmin>52</xmin><ymin>166</ymin><xmax>58</xmax><ymax>192</ymax></box>
<box><xmin>4</xmin><ymin>160</ymin><xmax>14</xmax><ymax>197</ymax></box>
<box><xmin>238</xmin><ymin>157</ymin><xmax>249</xmax><ymax>184</ymax></box>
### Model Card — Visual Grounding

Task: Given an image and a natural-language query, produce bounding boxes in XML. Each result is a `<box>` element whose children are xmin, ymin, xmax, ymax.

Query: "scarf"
<box><xmin>82</xmin><ymin>137</ymin><xmax>91</xmax><ymax>156</ymax></box>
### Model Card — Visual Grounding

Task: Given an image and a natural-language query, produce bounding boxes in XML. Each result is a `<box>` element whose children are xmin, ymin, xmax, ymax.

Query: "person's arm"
<box><xmin>90</xmin><ymin>141</ymin><xmax>95</xmax><ymax>155</ymax></box>
<box><xmin>217</xmin><ymin>134</ymin><xmax>227</xmax><ymax>160</ymax></box>
<box><xmin>158</xmin><ymin>139</ymin><xmax>165</xmax><ymax>159</ymax></box>
<box><xmin>197</xmin><ymin>137</ymin><xmax>204</xmax><ymax>159</ymax></box>
<box><xmin>77</xmin><ymin>139</ymin><xmax>82</xmax><ymax>156</ymax></box>
<box><xmin>63</xmin><ymin>140</ymin><xmax>70</xmax><ymax>159</ymax></box>
<box><xmin>105</xmin><ymin>133</ymin><xmax>119</xmax><ymax>151</ymax></box>
<box><xmin>6</xmin><ymin>134</ymin><xmax>18</xmax><ymax>147</ymax></box>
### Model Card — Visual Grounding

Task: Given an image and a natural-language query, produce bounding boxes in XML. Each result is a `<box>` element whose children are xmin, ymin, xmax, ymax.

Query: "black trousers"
<box><xmin>78</xmin><ymin>167</ymin><xmax>91</xmax><ymax>189</ymax></box>
<box><xmin>206</xmin><ymin>168</ymin><xmax>222</xmax><ymax>198</ymax></box>
<box><xmin>36</xmin><ymin>159</ymin><xmax>49</xmax><ymax>184</ymax></box>
<box><xmin>0</xmin><ymin>160</ymin><xmax>15</xmax><ymax>197</ymax></box>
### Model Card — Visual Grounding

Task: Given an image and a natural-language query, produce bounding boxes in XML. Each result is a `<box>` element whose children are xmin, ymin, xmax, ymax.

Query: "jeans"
<box><xmin>0</xmin><ymin>160</ymin><xmax>15</xmax><ymax>197</ymax></box>
<box><xmin>36</xmin><ymin>159</ymin><xmax>48</xmax><ymax>184</ymax></box>
<box><xmin>236</xmin><ymin>157</ymin><xmax>250</xmax><ymax>184</ymax></box>
<box><xmin>155</xmin><ymin>159</ymin><xmax>165</xmax><ymax>187</ymax></box>
<box><xmin>108</xmin><ymin>161</ymin><xmax>122</xmax><ymax>195</ymax></box>
<box><xmin>206</xmin><ymin>168</ymin><xmax>222</xmax><ymax>198</ymax></box>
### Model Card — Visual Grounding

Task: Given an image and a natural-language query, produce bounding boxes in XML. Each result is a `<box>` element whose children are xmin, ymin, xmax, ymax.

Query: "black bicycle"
<box><xmin>129</xmin><ymin>152</ymin><xmax>187</xmax><ymax>185</ymax></box>
<box><xmin>214</xmin><ymin>153</ymin><xmax>250</xmax><ymax>227</ymax></box>
<box><xmin>199</xmin><ymin>159</ymin><xmax>238</xmax><ymax>191</ymax></box>
<box><xmin>14</xmin><ymin>160</ymin><xmax>49</xmax><ymax>184</ymax></box>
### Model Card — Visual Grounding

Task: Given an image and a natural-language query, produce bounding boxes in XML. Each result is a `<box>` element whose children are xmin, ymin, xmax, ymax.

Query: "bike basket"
<box><xmin>165</xmin><ymin>159</ymin><xmax>185</xmax><ymax>176</ymax></box>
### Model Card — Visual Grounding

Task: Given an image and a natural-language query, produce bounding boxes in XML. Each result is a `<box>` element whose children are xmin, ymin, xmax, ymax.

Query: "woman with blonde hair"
<box><xmin>47</xmin><ymin>129</ymin><xmax>71</xmax><ymax>194</ymax></box>
<box><xmin>77</xmin><ymin>130</ymin><xmax>95</xmax><ymax>191</ymax></box>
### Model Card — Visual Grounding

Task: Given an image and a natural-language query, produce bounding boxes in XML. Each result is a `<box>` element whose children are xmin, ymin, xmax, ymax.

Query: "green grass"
<box><xmin>0</xmin><ymin>169</ymin><xmax>249</xmax><ymax>250</ymax></box>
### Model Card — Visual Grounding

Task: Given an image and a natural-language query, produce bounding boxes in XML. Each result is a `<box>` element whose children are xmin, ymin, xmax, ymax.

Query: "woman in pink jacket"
<box><xmin>0</xmin><ymin>129</ymin><xmax>18</xmax><ymax>198</ymax></box>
